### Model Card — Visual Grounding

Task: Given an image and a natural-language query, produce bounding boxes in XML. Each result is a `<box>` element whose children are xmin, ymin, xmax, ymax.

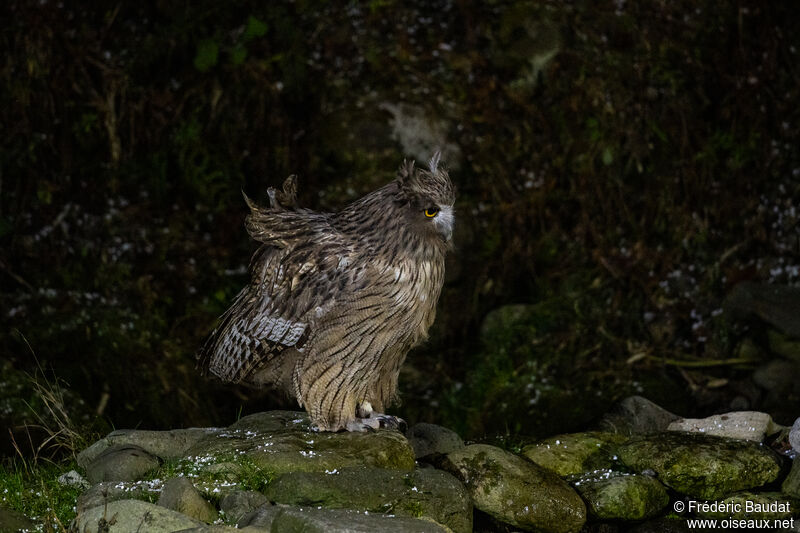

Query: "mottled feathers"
<box><xmin>197</xmin><ymin>154</ymin><xmax>455</xmax><ymax>431</ymax></box>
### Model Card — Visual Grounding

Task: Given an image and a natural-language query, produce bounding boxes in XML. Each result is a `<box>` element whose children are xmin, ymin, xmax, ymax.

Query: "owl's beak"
<box><xmin>435</xmin><ymin>205</ymin><xmax>454</xmax><ymax>242</ymax></box>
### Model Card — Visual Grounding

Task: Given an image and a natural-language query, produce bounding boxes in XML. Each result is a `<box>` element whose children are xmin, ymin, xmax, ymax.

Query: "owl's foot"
<box><xmin>345</xmin><ymin>413</ymin><xmax>407</xmax><ymax>432</ymax></box>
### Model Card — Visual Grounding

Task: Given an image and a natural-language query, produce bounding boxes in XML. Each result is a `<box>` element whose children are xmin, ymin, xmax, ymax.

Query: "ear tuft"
<box><xmin>398</xmin><ymin>159</ymin><xmax>416</xmax><ymax>184</ymax></box>
<box><xmin>428</xmin><ymin>150</ymin><xmax>442</xmax><ymax>173</ymax></box>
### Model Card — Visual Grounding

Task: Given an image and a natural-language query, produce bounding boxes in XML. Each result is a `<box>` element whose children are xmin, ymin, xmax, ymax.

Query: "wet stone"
<box><xmin>520</xmin><ymin>431</ymin><xmax>625</xmax><ymax>477</ymax></box>
<box><xmin>185</xmin><ymin>411</ymin><xmax>415</xmax><ymax>475</ymax></box>
<box><xmin>239</xmin><ymin>503</ymin><xmax>451</xmax><ymax>532</ymax></box>
<box><xmin>84</xmin><ymin>443</ymin><xmax>160</xmax><ymax>484</ymax></box>
<box><xmin>158</xmin><ymin>476</ymin><xmax>218</xmax><ymax>523</ymax></box>
<box><xmin>263</xmin><ymin>466</ymin><xmax>471</xmax><ymax>533</ymax></box>
<box><xmin>617</xmin><ymin>432</ymin><xmax>782</xmax><ymax>500</ymax></box>
<box><xmin>406</xmin><ymin>422</ymin><xmax>465</xmax><ymax>459</ymax></box>
<box><xmin>442</xmin><ymin>443</ymin><xmax>586</xmax><ymax>533</ymax></box>
<box><xmin>694</xmin><ymin>491</ymin><xmax>798</xmax><ymax>520</ymax></box>
<box><xmin>573</xmin><ymin>472</ymin><xmax>669</xmax><ymax>521</ymax></box>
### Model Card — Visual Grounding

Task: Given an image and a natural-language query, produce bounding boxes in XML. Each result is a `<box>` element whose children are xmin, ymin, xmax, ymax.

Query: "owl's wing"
<box><xmin>198</xmin><ymin>210</ymin><xmax>360</xmax><ymax>383</ymax></box>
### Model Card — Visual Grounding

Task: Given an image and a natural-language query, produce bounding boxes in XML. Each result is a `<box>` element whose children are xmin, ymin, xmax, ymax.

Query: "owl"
<box><xmin>198</xmin><ymin>153</ymin><xmax>455</xmax><ymax>431</ymax></box>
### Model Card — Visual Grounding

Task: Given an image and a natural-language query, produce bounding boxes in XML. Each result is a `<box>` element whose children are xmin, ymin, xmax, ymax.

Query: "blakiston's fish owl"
<box><xmin>197</xmin><ymin>153</ymin><xmax>455</xmax><ymax>431</ymax></box>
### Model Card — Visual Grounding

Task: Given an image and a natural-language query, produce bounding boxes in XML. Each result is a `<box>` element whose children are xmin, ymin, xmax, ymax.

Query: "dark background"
<box><xmin>2</xmin><ymin>0</ymin><xmax>799</xmax><ymax>457</ymax></box>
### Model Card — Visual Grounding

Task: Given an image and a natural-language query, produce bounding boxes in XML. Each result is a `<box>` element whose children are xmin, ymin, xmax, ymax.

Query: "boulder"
<box><xmin>84</xmin><ymin>443</ymin><xmax>160</xmax><ymax>484</ymax></box>
<box><xmin>406</xmin><ymin>423</ymin><xmax>464</xmax><ymax>459</ymax></box>
<box><xmin>598</xmin><ymin>396</ymin><xmax>680</xmax><ymax>436</ymax></box>
<box><xmin>74</xmin><ymin>499</ymin><xmax>202</xmax><ymax>533</ymax></box>
<box><xmin>219</xmin><ymin>490</ymin><xmax>268</xmax><ymax>524</ymax></box>
<box><xmin>157</xmin><ymin>477</ymin><xmax>218</xmax><ymax>523</ymax></box>
<box><xmin>791</xmin><ymin>417</ymin><xmax>800</xmax><ymax>453</ymax></box>
<box><xmin>264</xmin><ymin>467</ymin><xmax>470</xmax><ymax>533</ymax></box>
<box><xmin>238</xmin><ymin>503</ymin><xmax>452</xmax><ymax>532</ymax></box>
<box><xmin>441</xmin><ymin>444</ymin><xmax>586</xmax><ymax>533</ymax></box>
<box><xmin>0</xmin><ymin>505</ymin><xmax>34</xmax><ymax>533</ymax></box>
<box><xmin>520</xmin><ymin>431</ymin><xmax>625</xmax><ymax>477</ymax></box>
<box><xmin>78</xmin><ymin>427</ymin><xmax>213</xmax><ymax>469</ymax></box>
<box><xmin>77</xmin><ymin>481</ymin><xmax>162</xmax><ymax>515</ymax></box>
<box><xmin>783</xmin><ymin>459</ymin><xmax>800</xmax><ymax>498</ymax></box>
<box><xmin>573</xmin><ymin>472</ymin><xmax>669</xmax><ymax>521</ymax></box>
<box><xmin>184</xmin><ymin>411</ymin><xmax>415</xmax><ymax>475</ymax></box>
<box><xmin>693</xmin><ymin>491</ymin><xmax>797</xmax><ymax>520</ymax></box>
<box><xmin>617</xmin><ymin>432</ymin><xmax>782</xmax><ymax>499</ymax></box>
<box><xmin>667</xmin><ymin>411</ymin><xmax>775</xmax><ymax>442</ymax></box>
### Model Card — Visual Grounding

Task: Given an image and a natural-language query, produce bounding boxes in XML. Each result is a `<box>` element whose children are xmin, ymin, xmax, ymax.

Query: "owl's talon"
<box><xmin>344</xmin><ymin>414</ymin><xmax>405</xmax><ymax>432</ymax></box>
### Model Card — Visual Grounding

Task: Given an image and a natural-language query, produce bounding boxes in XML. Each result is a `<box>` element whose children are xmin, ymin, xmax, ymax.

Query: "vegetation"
<box><xmin>1</xmin><ymin>2</ymin><xmax>799</xmax><ymax>525</ymax></box>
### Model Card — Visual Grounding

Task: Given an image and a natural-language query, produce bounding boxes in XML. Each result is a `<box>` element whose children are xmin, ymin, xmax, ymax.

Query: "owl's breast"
<box><xmin>383</xmin><ymin>255</ymin><xmax>445</xmax><ymax>346</ymax></box>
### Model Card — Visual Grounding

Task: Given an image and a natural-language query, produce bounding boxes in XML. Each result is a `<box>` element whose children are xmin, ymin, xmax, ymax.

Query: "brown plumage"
<box><xmin>197</xmin><ymin>154</ymin><xmax>455</xmax><ymax>431</ymax></box>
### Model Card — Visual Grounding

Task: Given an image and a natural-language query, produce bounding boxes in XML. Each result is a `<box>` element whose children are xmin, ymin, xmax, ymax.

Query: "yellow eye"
<box><xmin>424</xmin><ymin>208</ymin><xmax>439</xmax><ymax>218</ymax></box>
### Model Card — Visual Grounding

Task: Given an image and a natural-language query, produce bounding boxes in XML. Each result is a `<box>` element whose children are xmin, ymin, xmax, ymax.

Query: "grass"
<box><xmin>1</xmin><ymin>347</ymin><xmax>102</xmax><ymax>531</ymax></box>
<box><xmin>0</xmin><ymin>459</ymin><xmax>84</xmax><ymax>532</ymax></box>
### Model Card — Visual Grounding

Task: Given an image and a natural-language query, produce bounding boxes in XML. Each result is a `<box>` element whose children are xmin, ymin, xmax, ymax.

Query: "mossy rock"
<box><xmin>239</xmin><ymin>503</ymin><xmax>452</xmax><ymax>532</ymax></box>
<box><xmin>617</xmin><ymin>432</ymin><xmax>782</xmax><ymax>500</ymax></box>
<box><xmin>442</xmin><ymin>444</ymin><xmax>586</xmax><ymax>533</ymax></box>
<box><xmin>694</xmin><ymin>491</ymin><xmax>798</xmax><ymax>520</ymax></box>
<box><xmin>521</xmin><ymin>431</ymin><xmax>625</xmax><ymax>477</ymax></box>
<box><xmin>182</xmin><ymin>411</ymin><xmax>416</xmax><ymax>474</ymax></box>
<box><xmin>573</xmin><ymin>472</ymin><xmax>669</xmax><ymax>521</ymax></box>
<box><xmin>264</xmin><ymin>467</ymin><xmax>471</xmax><ymax>533</ymax></box>
<box><xmin>75</xmin><ymin>499</ymin><xmax>203</xmax><ymax>533</ymax></box>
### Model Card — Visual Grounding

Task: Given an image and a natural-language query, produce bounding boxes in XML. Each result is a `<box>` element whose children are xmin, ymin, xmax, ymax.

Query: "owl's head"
<box><xmin>397</xmin><ymin>152</ymin><xmax>456</xmax><ymax>243</ymax></box>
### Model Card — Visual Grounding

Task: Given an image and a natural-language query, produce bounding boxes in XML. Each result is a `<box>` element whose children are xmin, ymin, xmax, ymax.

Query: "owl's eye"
<box><xmin>424</xmin><ymin>208</ymin><xmax>439</xmax><ymax>218</ymax></box>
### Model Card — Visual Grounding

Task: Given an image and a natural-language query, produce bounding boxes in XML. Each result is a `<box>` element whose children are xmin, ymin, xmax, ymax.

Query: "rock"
<box><xmin>753</xmin><ymin>359</ymin><xmax>796</xmax><ymax>392</ymax></box>
<box><xmin>74</xmin><ymin>499</ymin><xmax>203</xmax><ymax>533</ymax></box>
<box><xmin>78</xmin><ymin>427</ymin><xmax>213</xmax><ymax>469</ymax></box>
<box><xmin>694</xmin><ymin>491</ymin><xmax>797</xmax><ymax>520</ymax></box>
<box><xmin>219</xmin><ymin>490</ymin><xmax>268</xmax><ymax>524</ymax></box>
<box><xmin>0</xmin><ymin>505</ymin><xmax>34</xmax><ymax>533</ymax></box>
<box><xmin>617</xmin><ymin>432</ymin><xmax>782</xmax><ymax>500</ymax></box>
<box><xmin>627</xmin><ymin>517</ymin><xmax>691</xmax><ymax>533</ymax></box>
<box><xmin>264</xmin><ymin>467</ymin><xmax>470</xmax><ymax>533</ymax></box>
<box><xmin>157</xmin><ymin>477</ymin><xmax>218</xmax><ymax>523</ymax></box>
<box><xmin>77</xmin><ymin>481</ymin><xmax>161</xmax><ymax>514</ymax></box>
<box><xmin>239</xmin><ymin>503</ymin><xmax>452</xmax><ymax>532</ymax></box>
<box><xmin>406</xmin><ymin>423</ymin><xmax>464</xmax><ymax>459</ymax></box>
<box><xmin>768</xmin><ymin>329</ymin><xmax>800</xmax><ymax>362</ymax></box>
<box><xmin>176</xmin><ymin>527</ymin><xmax>264</xmax><ymax>533</ymax></box>
<box><xmin>84</xmin><ymin>443</ymin><xmax>160</xmax><ymax>484</ymax></box>
<box><xmin>783</xmin><ymin>459</ymin><xmax>800</xmax><ymax>498</ymax></box>
<box><xmin>184</xmin><ymin>411</ymin><xmax>415</xmax><ymax>475</ymax></box>
<box><xmin>572</xmin><ymin>472</ymin><xmax>669</xmax><ymax>521</ymax></box>
<box><xmin>667</xmin><ymin>411</ymin><xmax>774</xmax><ymax>442</ymax></box>
<box><xmin>598</xmin><ymin>396</ymin><xmax>680</xmax><ymax>436</ymax></box>
<box><xmin>520</xmin><ymin>432</ymin><xmax>625</xmax><ymax>477</ymax></box>
<box><xmin>724</xmin><ymin>282</ymin><xmax>800</xmax><ymax>339</ymax></box>
<box><xmin>441</xmin><ymin>444</ymin><xmax>586</xmax><ymax>533</ymax></box>
<box><xmin>791</xmin><ymin>417</ymin><xmax>800</xmax><ymax>453</ymax></box>
<box><xmin>57</xmin><ymin>469</ymin><xmax>90</xmax><ymax>489</ymax></box>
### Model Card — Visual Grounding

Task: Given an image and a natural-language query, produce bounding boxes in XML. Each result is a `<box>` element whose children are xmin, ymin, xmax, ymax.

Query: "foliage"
<box><xmin>1</xmin><ymin>0</ymin><xmax>799</xmax><ymax>449</ymax></box>
<box><xmin>0</xmin><ymin>459</ymin><xmax>84</xmax><ymax>532</ymax></box>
